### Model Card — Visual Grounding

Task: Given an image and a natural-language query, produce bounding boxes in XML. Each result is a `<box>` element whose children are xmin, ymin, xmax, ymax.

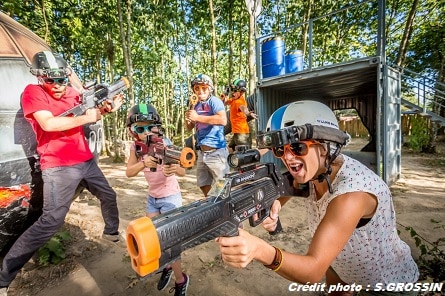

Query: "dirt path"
<box><xmin>5</xmin><ymin>141</ymin><xmax>445</xmax><ymax>296</ymax></box>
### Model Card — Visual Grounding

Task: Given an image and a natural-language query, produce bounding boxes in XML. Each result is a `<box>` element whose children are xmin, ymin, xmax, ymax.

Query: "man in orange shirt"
<box><xmin>223</xmin><ymin>79</ymin><xmax>258</xmax><ymax>153</ymax></box>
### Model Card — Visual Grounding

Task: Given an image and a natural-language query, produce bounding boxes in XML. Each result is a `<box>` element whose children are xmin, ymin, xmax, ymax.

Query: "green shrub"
<box><xmin>401</xmin><ymin>220</ymin><xmax>445</xmax><ymax>282</ymax></box>
<box><xmin>407</xmin><ymin>116</ymin><xmax>430</xmax><ymax>152</ymax></box>
<box><xmin>37</xmin><ymin>231</ymin><xmax>72</xmax><ymax>266</ymax></box>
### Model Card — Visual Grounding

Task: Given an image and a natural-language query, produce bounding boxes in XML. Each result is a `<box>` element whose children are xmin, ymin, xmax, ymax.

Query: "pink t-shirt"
<box><xmin>130</xmin><ymin>142</ymin><xmax>181</xmax><ymax>198</ymax></box>
<box><xmin>21</xmin><ymin>84</ymin><xmax>93</xmax><ymax>170</ymax></box>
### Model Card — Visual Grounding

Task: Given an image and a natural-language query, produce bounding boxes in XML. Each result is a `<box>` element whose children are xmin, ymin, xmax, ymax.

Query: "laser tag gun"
<box><xmin>58</xmin><ymin>77</ymin><xmax>130</xmax><ymax>117</ymax></box>
<box><xmin>188</xmin><ymin>94</ymin><xmax>198</xmax><ymax>110</ymax></box>
<box><xmin>220</xmin><ymin>85</ymin><xmax>230</xmax><ymax>101</ymax></box>
<box><xmin>135</xmin><ymin>135</ymin><xmax>196</xmax><ymax>172</ymax></box>
<box><xmin>126</xmin><ymin>146</ymin><xmax>289</xmax><ymax>277</ymax></box>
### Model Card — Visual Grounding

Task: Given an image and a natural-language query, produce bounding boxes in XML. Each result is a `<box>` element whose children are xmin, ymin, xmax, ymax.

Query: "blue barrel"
<box><xmin>285</xmin><ymin>50</ymin><xmax>303</xmax><ymax>73</ymax></box>
<box><xmin>261</xmin><ymin>37</ymin><xmax>285</xmax><ymax>78</ymax></box>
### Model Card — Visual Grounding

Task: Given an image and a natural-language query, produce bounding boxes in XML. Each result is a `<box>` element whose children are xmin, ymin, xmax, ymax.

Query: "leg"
<box><xmin>203</xmin><ymin>148</ymin><xmax>229</xmax><ymax>183</ymax></box>
<box><xmin>196</xmin><ymin>151</ymin><xmax>214</xmax><ymax>197</ymax></box>
<box><xmin>150</xmin><ymin>194</ymin><xmax>186</xmax><ymax>289</ymax></box>
<box><xmin>171</xmin><ymin>260</ymin><xmax>184</xmax><ymax>283</ymax></box>
<box><xmin>199</xmin><ymin>148</ymin><xmax>229</xmax><ymax>197</ymax></box>
<box><xmin>80</xmin><ymin>159</ymin><xmax>119</xmax><ymax>235</ymax></box>
<box><xmin>0</xmin><ymin>166</ymin><xmax>81</xmax><ymax>287</ymax></box>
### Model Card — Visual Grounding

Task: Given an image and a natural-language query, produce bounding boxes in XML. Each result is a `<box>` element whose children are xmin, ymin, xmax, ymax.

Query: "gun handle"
<box><xmin>248</xmin><ymin>214</ymin><xmax>283</xmax><ymax>235</ymax></box>
<box><xmin>268</xmin><ymin>218</ymin><xmax>282</xmax><ymax>235</ymax></box>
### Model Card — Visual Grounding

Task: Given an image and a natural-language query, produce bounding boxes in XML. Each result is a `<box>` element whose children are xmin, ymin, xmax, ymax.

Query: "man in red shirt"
<box><xmin>0</xmin><ymin>51</ymin><xmax>125</xmax><ymax>294</ymax></box>
<box><xmin>223</xmin><ymin>79</ymin><xmax>258</xmax><ymax>153</ymax></box>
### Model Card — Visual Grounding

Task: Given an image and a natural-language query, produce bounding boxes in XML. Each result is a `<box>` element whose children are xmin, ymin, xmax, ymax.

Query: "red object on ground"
<box><xmin>0</xmin><ymin>185</ymin><xmax>31</xmax><ymax>208</ymax></box>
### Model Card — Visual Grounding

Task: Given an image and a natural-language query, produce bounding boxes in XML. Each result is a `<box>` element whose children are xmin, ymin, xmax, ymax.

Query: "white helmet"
<box><xmin>266</xmin><ymin>100</ymin><xmax>339</xmax><ymax>132</ymax></box>
<box><xmin>262</xmin><ymin>100</ymin><xmax>350</xmax><ymax>193</ymax></box>
<box><xmin>263</xmin><ymin>100</ymin><xmax>349</xmax><ymax>147</ymax></box>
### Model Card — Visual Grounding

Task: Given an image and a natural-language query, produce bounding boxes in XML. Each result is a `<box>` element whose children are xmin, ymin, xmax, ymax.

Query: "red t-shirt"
<box><xmin>21</xmin><ymin>84</ymin><xmax>94</xmax><ymax>170</ymax></box>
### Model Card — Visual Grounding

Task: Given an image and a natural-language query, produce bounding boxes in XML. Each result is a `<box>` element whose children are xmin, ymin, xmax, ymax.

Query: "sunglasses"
<box><xmin>42</xmin><ymin>77</ymin><xmax>69</xmax><ymax>85</ymax></box>
<box><xmin>193</xmin><ymin>85</ymin><xmax>209</xmax><ymax>92</ymax></box>
<box><xmin>272</xmin><ymin>141</ymin><xmax>321</xmax><ymax>158</ymax></box>
<box><xmin>132</xmin><ymin>125</ymin><xmax>157</xmax><ymax>134</ymax></box>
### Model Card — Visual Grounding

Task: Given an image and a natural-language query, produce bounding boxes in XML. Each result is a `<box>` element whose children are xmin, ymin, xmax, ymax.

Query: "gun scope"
<box><xmin>256</xmin><ymin>126</ymin><xmax>299</xmax><ymax>149</ymax></box>
<box><xmin>227</xmin><ymin>146</ymin><xmax>260</xmax><ymax>168</ymax></box>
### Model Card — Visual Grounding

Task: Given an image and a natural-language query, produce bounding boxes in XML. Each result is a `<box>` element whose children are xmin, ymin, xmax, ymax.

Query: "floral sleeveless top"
<box><xmin>305</xmin><ymin>155</ymin><xmax>419</xmax><ymax>285</ymax></box>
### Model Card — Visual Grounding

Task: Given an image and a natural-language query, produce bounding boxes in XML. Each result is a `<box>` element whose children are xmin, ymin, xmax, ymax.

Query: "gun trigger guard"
<box><xmin>248</xmin><ymin>217</ymin><xmax>261</xmax><ymax>227</ymax></box>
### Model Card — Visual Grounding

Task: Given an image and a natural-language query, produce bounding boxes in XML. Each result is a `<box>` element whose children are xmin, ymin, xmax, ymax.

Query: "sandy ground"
<box><xmin>3</xmin><ymin>138</ymin><xmax>445</xmax><ymax>296</ymax></box>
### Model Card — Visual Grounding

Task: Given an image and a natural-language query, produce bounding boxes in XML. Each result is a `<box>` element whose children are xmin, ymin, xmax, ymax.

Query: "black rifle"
<box><xmin>58</xmin><ymin>77</ymin><xmax>129</xmax><ymax>117</ymax></box>
<box><xmin>126</xmin><ymin>148</ymin><xmax>289</xmax><ymax>277</ymax></box>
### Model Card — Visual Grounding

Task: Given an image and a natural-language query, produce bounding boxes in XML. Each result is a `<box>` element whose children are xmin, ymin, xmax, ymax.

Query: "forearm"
<box><xmin>195</xmin><ymin>114</ymin><xmax>227</xmax><ymax>126</ymax></box>
<box><xmin>126</xmin><ymin>159</ymin><xmax>145</xmax><ymax>177</ymax></box>
<box><xmin>40</xmin><ymin>115</ymin><xmax>96</xmax><ymax>132</ymax></box>
<box><xmin>239</xmin><ymin>105</ymin><xmax>250</xmax><ymax>116</ymax></box>
<box><xmin>270</xmin><ymin>252</ymin><xmax>326</xmax><ymax>283</ymax></box>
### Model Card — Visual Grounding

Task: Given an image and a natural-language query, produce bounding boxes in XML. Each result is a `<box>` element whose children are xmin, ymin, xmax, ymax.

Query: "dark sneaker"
<box><xmin>169</xmin><ymin>273</ymin><xmax>189</xmax><ymax>296</ymax></box>
<box><xmin>157</xmin><ymin>267</ymin><xmax>173</xmax><ymax>290</ymax></box>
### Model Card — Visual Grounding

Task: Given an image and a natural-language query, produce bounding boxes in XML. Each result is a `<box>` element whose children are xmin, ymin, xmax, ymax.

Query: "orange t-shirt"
<box><xmin>227</xmin><ymin>95</ymin><xmax>249</xmax><ymax>133</ymax></box>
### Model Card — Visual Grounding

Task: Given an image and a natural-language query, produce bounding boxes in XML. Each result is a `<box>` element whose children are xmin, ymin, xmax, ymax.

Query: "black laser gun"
<box><xmin>58</xmin><ymin>77</ymin><xmax>130</xmax><ymax>117</ymax></box>
<box><xmin>126</xmin><ymin>150</ymin><xmax>289</xmax><ymax>277</ymax></box>
<box><xmin>227</xmin><ymin>145</ymin><xmax>261</xmax><ymax>169</ymax></box>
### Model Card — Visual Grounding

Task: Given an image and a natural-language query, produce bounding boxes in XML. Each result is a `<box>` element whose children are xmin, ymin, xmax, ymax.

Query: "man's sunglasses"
<box><xmin>132</xmin><ymin>125</ymin><xmax>157</xmax><ymax>134</ymax></box>
<box><xmin>42</xmin><ymin>77</ymin><xmax>69</xmax><ymax>85</ymax></box>
<box><xmin>193</xmin><ymin>85</ymin><xmax>209</xmax><ymax>92</ymax></box>
<box><xmin>272</xmin><ymin>141</ymin><xmax>321</xmax><ymax>158</ymax></box>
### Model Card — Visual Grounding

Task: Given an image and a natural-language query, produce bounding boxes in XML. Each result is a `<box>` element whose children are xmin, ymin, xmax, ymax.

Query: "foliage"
<box><xmin>406</xmin><ymin>115</ymin><xmax>431</xmax><ymax>152</ymax></box>
<box><xmin>401</xmin><ymin>221</ymin><xmax>445</xmax><ymax>282</ymax></box>
<box><xmin>36</xmin><ymin>231</ymin><xmax>72</xmax><ymax>266</ymax></box>
<box><xmin>0</xmin><ymin>0</ymin><xmax>444</xmax><ymax>147</ymax></box>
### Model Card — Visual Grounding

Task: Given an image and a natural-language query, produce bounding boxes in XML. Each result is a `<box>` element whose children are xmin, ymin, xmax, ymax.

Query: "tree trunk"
<box><xmin>209</xmin><ymin>0</ymin><xmax>218</xmax><ymax>91</ymax></box>
<box><xmin>248</xmin><ymin>10</ymin><xmax>256</xmax><ymax>95</ymax></box>
<box><xmin>301</xmin><ymin>0</ymin><xmax>312</xmax><ymax>57</ymax></box>
<box><xmin>395</xmin><ymin>0</ymin><xmax>418</xmax><ymax>67</ymax></box>
<box><xmin>117</xmin><ymin>0</ymin><xmax>135</xmax><ymax>105</ymax></box>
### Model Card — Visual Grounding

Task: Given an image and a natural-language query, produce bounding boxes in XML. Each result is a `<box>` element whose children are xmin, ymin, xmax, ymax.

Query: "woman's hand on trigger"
<box><xmin>262</xmin><ymin>200</ymin><xmax>281</xmax><ymax>233</ymax></box>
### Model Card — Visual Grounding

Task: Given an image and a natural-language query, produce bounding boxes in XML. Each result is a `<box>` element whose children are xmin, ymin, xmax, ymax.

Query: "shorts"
<box><xmin>146</xmin><ymin>192</ymin><xmax>182</xmax><ymax>215</ymax></box>
<box><xmin>228</xmin><ymin>133</ymin><xmax>251</xmax><ymax>149</ymax></box>
<box><xmin>196</xmin><ymin>147</ymin><xmax>229</xmax><ymax>187</ymax></box>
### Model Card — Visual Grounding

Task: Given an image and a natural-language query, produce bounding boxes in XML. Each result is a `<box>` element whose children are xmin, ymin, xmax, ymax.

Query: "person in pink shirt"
<box><xmin>125</xmin><ymin>103</ymin><xmax>189</xmax><ymax>296</ymax></box>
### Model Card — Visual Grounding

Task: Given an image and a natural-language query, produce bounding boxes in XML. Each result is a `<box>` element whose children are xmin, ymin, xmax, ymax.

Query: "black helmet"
<box><xmin>230</xmin><ymin>79</ymin><xmax>247</xmax><ymax>92</ymax></box>
<box><xmin>126</xmin><ymin>103</ymin><xmax>162</xmax><ymax>127</ymax></box>
<box><xmin>30</xmin><ymin>51</ymin><xmax>71</xmax><ymax>78</ymax></box>
<box><xmin>126</xmin><ymin>103</ymin><xmax>162</xmax><ymax>139</ymax></box>
<box><xmin>191</xmin><ymin>74</ymin><xmax>214</xmax><ymax>91</ymax></box>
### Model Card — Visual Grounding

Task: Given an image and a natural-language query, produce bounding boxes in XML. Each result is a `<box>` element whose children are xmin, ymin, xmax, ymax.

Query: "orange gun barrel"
<box><xmin>126</xmin><ymin>217</ymin><xmax>161</xmax><ymax>276</ymax></box>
